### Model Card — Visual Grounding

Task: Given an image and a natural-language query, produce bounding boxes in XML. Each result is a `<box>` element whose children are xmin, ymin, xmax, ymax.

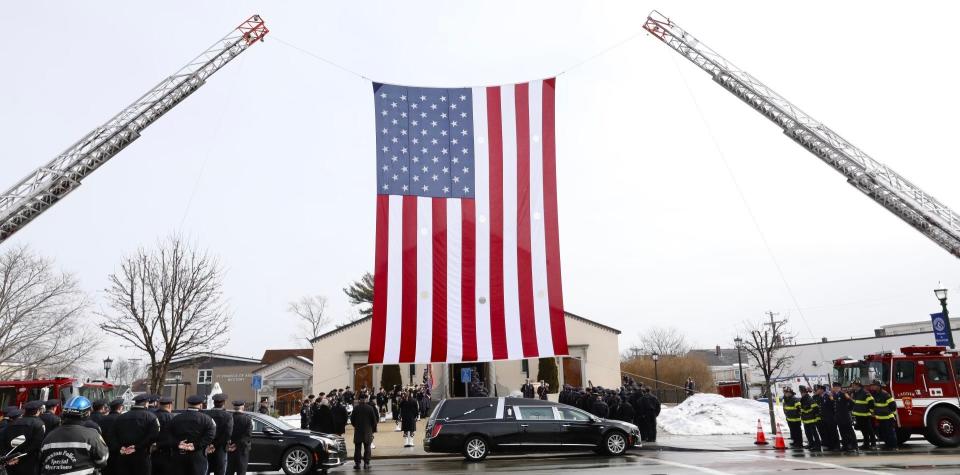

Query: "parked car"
<box><xmin>173</xmin><ymin>410</ymin><xmax>347</xmax><ymax>474</ymax></box>
<box><xmin>423</xmin><ymin>397</ymin><xmax>640</xmax><ymax>461</ymax></box>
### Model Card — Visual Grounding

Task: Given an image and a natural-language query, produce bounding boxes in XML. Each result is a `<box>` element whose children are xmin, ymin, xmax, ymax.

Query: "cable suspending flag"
<box><xmin>367</xmin><ymin>79</ymin><xmax>568</xmax><ymax>364</ymax></box>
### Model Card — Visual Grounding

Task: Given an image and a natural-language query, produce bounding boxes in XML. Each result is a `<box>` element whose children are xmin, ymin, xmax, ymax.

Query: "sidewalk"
<box><xmin>640</xmin><ymin>434</ymin><xmax>778</xmax><ymax>452</ymax></box>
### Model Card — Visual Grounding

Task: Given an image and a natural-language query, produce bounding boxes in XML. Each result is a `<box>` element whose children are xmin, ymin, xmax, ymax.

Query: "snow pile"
<box><xmin>658</xmin><ymin>393</ymin><xmax>786</xmax><ymax>436</ymax></box>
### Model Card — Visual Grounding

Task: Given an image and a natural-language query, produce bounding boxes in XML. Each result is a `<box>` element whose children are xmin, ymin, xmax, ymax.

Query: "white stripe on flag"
<box><xmin>500</xmin><ymin>85</ymin><xmax>522</xmax><ymax>360</ymax></box>
<box><xmin>383</xmin><ymin>195</ymin><xmax>404</xmax><ymax>363</ymax></box>
<box><xmin>528</xmin><ymin>80</ymin><xmax>554</xmax><ymax>356</ymax></box>
<box><xmin>472</xmin><ymin>86</ymin><xmax>492</xmax><ymax>361</ymax></box>
<box><xmin>416</xmin><ymin>196</ymin><xmax>433</xmax><ymax>363</ymax></box>
<box><xmin>446</xmin><ymin>199</ymin><xmax>463</xmax><ymax>363</ymax></box>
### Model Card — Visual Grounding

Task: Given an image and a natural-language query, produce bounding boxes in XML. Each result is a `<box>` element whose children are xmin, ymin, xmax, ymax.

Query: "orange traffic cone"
<box><xmin>754</xmin><ymin>419</ymin><xmax>768</xmax><ymax>445</ymax></box>
<box><xmin>773</xmin><ymin>423</ymin><xmax>786</xmax><ymax>450</ymax></box>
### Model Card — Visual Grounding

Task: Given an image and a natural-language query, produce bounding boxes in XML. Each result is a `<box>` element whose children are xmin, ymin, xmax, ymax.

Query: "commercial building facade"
<box><xmin>162</xmin><ymin>352</ymin><xmax>261</xmax><ymax>409</ymax></box>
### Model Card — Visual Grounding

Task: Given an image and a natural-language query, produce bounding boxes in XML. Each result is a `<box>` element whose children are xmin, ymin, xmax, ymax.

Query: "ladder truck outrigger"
<box><xmin>644</xmin><ymin>11</ymin><xmax>960</xmax><ymax>447</ymax></box>
<box><xmin>0</xmin><ymin>15</ymin><xmax>269</xmax><ymax>244</ymax></box>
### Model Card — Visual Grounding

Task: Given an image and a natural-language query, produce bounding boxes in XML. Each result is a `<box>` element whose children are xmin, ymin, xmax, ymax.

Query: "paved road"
<box><xmin>254</xmin><ymin>446</ymin><xmax>960</xmax><ymax>474</ymax></box>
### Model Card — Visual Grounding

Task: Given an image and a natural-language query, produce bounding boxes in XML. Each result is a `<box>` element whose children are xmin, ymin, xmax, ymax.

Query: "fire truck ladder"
<box><xmin>643</xmin><ymin>11</ymin><xmax>960</xmax><ymax>258</ymax></box>
<box><xmin>0</xmin><ymin>15</ymin><xmax>269</xmax><ymax>244</ymax></box>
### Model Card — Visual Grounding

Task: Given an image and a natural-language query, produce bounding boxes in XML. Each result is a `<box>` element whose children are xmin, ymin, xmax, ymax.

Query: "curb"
<box><xmin>638</xmin><ymin>444</ymin><xmax>776</xmax><ymax>453</ymax></box>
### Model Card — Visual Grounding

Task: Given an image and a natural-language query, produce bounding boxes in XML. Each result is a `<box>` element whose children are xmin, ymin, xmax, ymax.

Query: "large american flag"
<box><xmin>367</xmin><ymin>78</ymin><xmax>568</xmax><ymax>364</ymax></box>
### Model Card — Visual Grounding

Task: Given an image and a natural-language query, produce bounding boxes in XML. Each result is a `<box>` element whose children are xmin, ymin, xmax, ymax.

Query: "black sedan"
<box><xmin>423</xmin><ymin>397</ymin><xmax>640</xmax><ymax>461</ymax></box>
<box><xmin>173</xmin><ymin>411</ymin><xmax>347</xmax><ymax>474</ymax></box>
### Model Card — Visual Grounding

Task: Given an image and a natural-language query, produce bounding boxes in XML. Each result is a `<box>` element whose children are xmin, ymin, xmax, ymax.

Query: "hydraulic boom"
<box><xmin>644</xmin><ymin>11</ymin><xmax>960</xmax><ymax>258</ymax></box>
<box><xmin>0</xmin><ymin>15</ymin><xmax>268</xmax><ymax>243</ymax></box>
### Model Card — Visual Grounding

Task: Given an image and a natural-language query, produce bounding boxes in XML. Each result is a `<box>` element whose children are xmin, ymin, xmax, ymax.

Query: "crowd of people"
<box><xmin>553</xmin><ymin>376</ymin><xmax>662</xmax><ymax>442</ymax></box>
<box><xmin>0</xmin><ymin>392</ymin><xmax>254</xmax><ymax>475</ymax></box>
<box><xmin>781</xmin><ymin>379</ymin><xmax>897</xmax><ymax>452</ymax></box>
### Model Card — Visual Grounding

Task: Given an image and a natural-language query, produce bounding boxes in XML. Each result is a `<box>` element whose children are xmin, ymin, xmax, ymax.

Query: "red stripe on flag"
<box><xmin>486</xmin><ymin>86</ymin><xmax>508</xmax><ymax>361</ymax></box>
<box><xmin>461</xmin><ymin>199</ymin><xmax>478</xmax><ymax>361</ymax></box>
<box><xmin>368</xmin><ymin>195</ymin><xmax>390</xmax><ymax>364</ymax></box>
<box><xmin>542</xmin><ymin>78</ymin><xmax>567</xmax><ymax>355</ymax></box>
<box><xmin>514</xmin><ymin>83</ymin><xmax>538</xmax><ymax>358</ymax></box>
<box><xmin>431</xmin><ymin>198</ymin><xmax>447</xmax><ymax>363</ymax></box>
<box><xmin>399</xmin><ymin>195</ymin><xmax>418</xmax><ymax>363</ymax></box>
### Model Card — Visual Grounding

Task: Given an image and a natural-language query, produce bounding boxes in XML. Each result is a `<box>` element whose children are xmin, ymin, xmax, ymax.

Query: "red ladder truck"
<box><xmin>0</xmin><ymin>377</ymin><xmax>117</xmax><ymax>414</ymax></box>
<box><xmin>833</xmin><ymin>346</ymin><xmax>960</xmax><ymax>447</ymax></box>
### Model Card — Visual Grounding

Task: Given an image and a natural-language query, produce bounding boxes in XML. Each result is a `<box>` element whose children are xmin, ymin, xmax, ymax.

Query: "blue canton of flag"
<box><xmin>374</xmin><ymin>83</ymin><xmax>475</xmax><ymax>199</ymax></box>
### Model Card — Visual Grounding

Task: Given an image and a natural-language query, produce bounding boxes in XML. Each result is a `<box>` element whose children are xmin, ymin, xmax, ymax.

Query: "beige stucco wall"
<box><xmin>311</xmin><ymin>314</ymin><xmax>621</xmax><ymax>396</ymax></box>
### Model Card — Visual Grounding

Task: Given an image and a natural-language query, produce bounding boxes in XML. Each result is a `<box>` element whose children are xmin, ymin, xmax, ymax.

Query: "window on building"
<box><xmin>927</xmin><ymin>360</ymin><xmax>950</xmax><ymax>382</ymax></box>
<box><xmin>521</xmin><ymin>360</ymin><xmax>529</xmax><ymax>378</ymax></box>
<box><xmin>198</xmin><ymin>369</ymin><xmax>213</xmax><ymax>385</ymax></box>
<box><xmin>167</xmin><ymin>371</ymin><xmax>182</xmax><ymax>383</ymax></box>
<box><xmin>894</xmin><ymin>361</ymin><xmax>915</xmax><ymax>384</ymax></box>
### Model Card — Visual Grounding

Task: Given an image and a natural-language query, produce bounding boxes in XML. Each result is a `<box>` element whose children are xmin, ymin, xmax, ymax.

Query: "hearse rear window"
<box><xmin>517</xmin><ymin>406</ymin><xmax>555</xmax><ymax>420</ymax></box>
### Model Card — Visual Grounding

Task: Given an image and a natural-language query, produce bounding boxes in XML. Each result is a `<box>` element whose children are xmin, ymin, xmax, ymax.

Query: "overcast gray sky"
<box><xmin>4</xmin><ymin>1</ymin><xmax>960</xmax><ymax>365</ymax></box>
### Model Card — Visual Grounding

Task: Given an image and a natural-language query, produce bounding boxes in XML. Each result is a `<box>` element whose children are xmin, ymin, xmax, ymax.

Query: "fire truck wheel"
<box><xmin>925</xmin><ymin>406</ymin><xmax>960</xmax><ymax>447</ymax></box>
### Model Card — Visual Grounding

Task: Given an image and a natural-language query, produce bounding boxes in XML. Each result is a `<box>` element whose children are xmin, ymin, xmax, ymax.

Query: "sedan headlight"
<box><xmin>309</xmin><ymin>435</ymin><xmax>336</xmax><ymax>451</ymax></box>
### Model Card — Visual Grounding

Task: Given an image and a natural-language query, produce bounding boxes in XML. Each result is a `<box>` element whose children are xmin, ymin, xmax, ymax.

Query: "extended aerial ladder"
<box><xmin>644</xmin><ymin>11</ymin><xmax>960</xmax><ymax>258</ymax></box>
<box><xmin>0</xmin><ymin>15</ymin><xmax>269</xmax><ymax>244</ymax></box>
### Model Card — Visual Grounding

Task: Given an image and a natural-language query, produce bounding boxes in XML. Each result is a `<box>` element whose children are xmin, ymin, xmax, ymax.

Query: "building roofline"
<box><xmin>309</xmin><ymin>310</ymin><xmax>620</xmax><ymax>343</ymax></box>
<box><xmin>169</xmin><ymin>352</ymin><xmax>261</xmax><ymax>365</ymax></box>
<box><xmin>787</xmin><ymin>327</ymin><xmax>960</xmax><ymax>349</ymax></box>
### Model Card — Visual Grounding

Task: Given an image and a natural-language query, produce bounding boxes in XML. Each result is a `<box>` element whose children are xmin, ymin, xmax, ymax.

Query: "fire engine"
<box><xmin>0</xmin><ymin>377</ymin><xmax>117</xmax><ymax>414</ymax></box>
<box><xmin>833</xmin><ymin>346</ymin><xmax>960</xmax><ymax>447</ymax></box>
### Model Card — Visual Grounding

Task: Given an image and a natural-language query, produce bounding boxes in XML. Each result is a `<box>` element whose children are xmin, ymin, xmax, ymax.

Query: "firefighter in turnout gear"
<box><xmin>781</xmin><ymin>387</ymin><xmax>803</xmax><ymax>448</ymax></box>
<box><xmin>850</xmin><ymin>380</ymin><xmax>877</xmax><ymax>449</ymax></box>
<box><xmin>870</xmin><ymin>380</ymin><xmax>898</xmax><ymax>450</ymax></box>
<box><xmin>112</xmin><ymin>393</ymin><xmax>160</xmax><ymax>474</ymax></box>
<box><xmin>799</xmin><ymin>385</ymin><xmax>821</xmax><ymax>451</ymax></box>
<box><xmin>39</xmin><ymin>396</ymin><xmax>109</xmax><ymax>475</ymax></box>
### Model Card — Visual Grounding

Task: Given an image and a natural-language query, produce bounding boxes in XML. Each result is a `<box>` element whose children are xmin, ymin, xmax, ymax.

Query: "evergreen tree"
<box><xmin>343</xmin><ymin>272</ymin><xmax>375</xmax><ymax>317</ymax></box>
<box><xmin>537</xmin><ymin>358</ymin><xmax>560</xmax><ymax>394</ymax></box>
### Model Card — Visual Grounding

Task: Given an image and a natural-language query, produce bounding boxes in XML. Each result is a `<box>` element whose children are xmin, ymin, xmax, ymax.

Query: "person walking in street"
<box><xmin>799</xmin><ymin>385</ymin><xmax>821</xmax><ymax>451</ymax></box>
<box><xmin>850</xmin><ymin>381</ymin><xmax>876</xmax><ymax>449</ymax></box>
<box><xmin>226</xmin><ymin>401</ymin><xmax>252</xmax><ymax>475</ymax></box>
<box><xmin>781</xmin><ymin>387</ymin><xmax>803</xmax><ymax>448</ymax></box>
<box><xmin>816</xmin><ymin>385</ymin><xmax>840</xmax><ymax>451</ymax></box>
<box><xmin>833</xmin><ymin>382</ymin><xmax>858</xmax><ymax>452</ymax></box>
<box><xmin>375</xmin><ymin>388</ymin><xmax>388</xmax><ymax>422</ymax></box>
<box><xmin>39</xmin><ymin>396</ymin><xmax>109</xmax><ymax>475</ymax></box>
<box><xmin>39</xmin><ymin>400</ymin><xmax>61</xmax><ymax>434</ymax></box>
<box><xmin>870</xmin><ymin>380</ymin><xmax>898</xmax><ymax>450</ymax></box>
<box><xmin>350</xmin><ymin>393</ymin><xmax>378</xmax><ymax>470</ymax></box>
<box><xmin>169</xmin><ymin>395</ymin><xmax>216</xmax><ymax>475</ymax></box>
<box><xmin>112</xmin><ymin>393</ymin><xmax>160</xmax><ymax>475</ymax></box>
<box><xmin>152</xmin><ymin>396</ymin><xmax>175</xmax><ymax>475</ymax></box>
<box><xmin>205</xmin><ymin>393</ymin><xmax>235</xmax><ymax>475</ymax></box>
<box><xmin>640</xmin><ymin>388</ymin><xmax>660</xmax><ymax>442</ymax></box>
<box><xmin>2</xmin><ymin>400</ymin><xmax>46</xmax><ymax>475</ymax></box>
<box><xmin>399</xmin><ymin>392</ymin><xmax>419</xmax><ymax>448</ymax></box>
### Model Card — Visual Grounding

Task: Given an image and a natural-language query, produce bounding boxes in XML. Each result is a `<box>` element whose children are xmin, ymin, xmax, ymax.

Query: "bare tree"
<box><xmin>108</xmin><ymin>358</ymin><xmax>148</xmax><ymax>387</ymax></box>
<box><xmin>0</xmin><ymin>246</ymin><xmax>99</xmax><ymax>378</ymax></box>
<box><xmin>288</xmin><ymin>295</ymin><xmax>331</xmax><ymax>343</ymax></box>
<box><xmin>630</xmin><ymin>326</ymin><xmax>690</xmax><ymax>357</ymax></box>
<box><xmin>741</xmin><ymin>313</ymin><xmax>795</xmax><ymax>433</ymax></box>
<box><xmin>99</xmin><ymin>235</ymin><xmax>230</xmax><ymax>394</ymax></box>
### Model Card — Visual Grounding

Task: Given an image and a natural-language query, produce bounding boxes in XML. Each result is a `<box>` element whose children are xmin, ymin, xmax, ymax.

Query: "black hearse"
<box><xmin>423</xmin><ymin>397</ymin><xmax>640</xmax><ymax>461</ymax></box>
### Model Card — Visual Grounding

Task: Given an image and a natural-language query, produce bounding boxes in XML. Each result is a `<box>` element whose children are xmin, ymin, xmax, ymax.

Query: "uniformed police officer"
<box><xmin>169</xmin><ymin>395</ymin><xmax>216</xmax><ymax>475</ymax></box>
<box><xmin>39</xmin><ymin>400</ymin><xmax>61</xmax><ymax>433</ymax></box>
<box><xmin>226</xmin><ymin>401</ymin><xmax>252</xmax><ymax>475</ymax></box>
<box><xmin>816</xmin><ymin>385</ymin><xmax>840</xmax><ymax>451</ymax></box>
<box><xmin>2</xmin><ymin>400</ymin><xmax>46</xmax><ymax>475</ymax></box>
<box><xmin>39</xmin><ymin>396</ymin><xmax>109</xmax><ymax>475</ymax></box>
<box><xmin>869</xmin><ymin>380</ymin><xmax>898</xmax><ymax>450</ymax></box>
<box><xmin>89</xmin><ymin>399</ymin><xmax>107</xmax><ymax>426</ymax></box>
<box><xmin>850</xmin><ymin>380</ymin><xmax>876</xmax><ymax>449</ymax></box>
<box><xmin>113</xmin><ymin>393</ymin><xmax>160</xmax><ymax>474</ymax></box>
<box><xmin>0</xmin><ymin>407</ymin><xmax>21</xmax><ymax>441</ymax></box>
<box><xmin>152</xmin><ymin>396</ymin><xmax>175</xmax><ymax>475</ymax></box>
<box><xmin>833</xmin><ymin>382</ymin><xmax>858</xmax><ymax>452</ymax></box>
<box><xmin>205</xmin><ymin>394</ymin><xmax>234</xmax><ymax>475</ymax></box>
<box><xmin>799</xmin><ymin>385</ymin><xmax>821</xmax><ymax>451</ymax></box>
<box><xmin>100</xmin><ymin>398</ymin><xmax>125</xmax><ymax>475</ymax></box>
<box><xmin>781</xmin><ymin>387</ymin><xmax>803</xmax><ymax>448</ymax></box>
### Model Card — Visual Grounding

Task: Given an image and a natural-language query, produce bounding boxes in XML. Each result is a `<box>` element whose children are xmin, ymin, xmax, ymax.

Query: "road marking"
<box><xmin>739</xmin><ymin>453</ymin><xmax>895</xmax><ymax>475</ymax></box>
<box><xmin>649</xmin><ymin>457</ymin><xmax>735</xmax><ymax>475</ymax></box>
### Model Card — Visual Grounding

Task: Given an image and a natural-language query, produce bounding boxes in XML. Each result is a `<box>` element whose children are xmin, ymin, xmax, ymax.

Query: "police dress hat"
<box><xmin>109</xmin><ymin>398</ymin><xmax>125</xmax><ymax>408</ymax></box>
<box><xmin>44</xmin><ymin>399</ymin><xmax>60</xmax><ymax>408</ymax></box>
<box><xmin>92</xmin><ymin>399</ymin><xmax>107</xmax><ymax>409</ymax></box>
<box><xmin>4</xmin><ymin>408</ymin><xmax>22</xmax><ymax>418</ymax></box>
<box><xmin>133</xmin><ymin>393</ymin><xmax>151</xmax><ymax>403</ymax></box>
<box><xmin>186</xmin><ymin>395</ymin><xmax>206</xmax><ymax>405</ymax></box>
<box><xmin>158</xmin><ymin>397</ymin><xmax>174</xmax><ymax>405</ymax></box>
<box><xmin>212</xmin><ymin>393</ymin><xmax>228</xmax><ymax>402</ymax></box>
<box><xmin>148</xmin><ymin>394</ymin><xmax>160</xmax><ymax>402</ymax></box>
<box><xmin>232</xmin><ymin>400</ymin><xmax>245</xmax><ymax>407</ymax></box>
<box><xmin>24</xmin><ymin>401</ymin><xmax>44</xmax><ymax>411</ymax></box>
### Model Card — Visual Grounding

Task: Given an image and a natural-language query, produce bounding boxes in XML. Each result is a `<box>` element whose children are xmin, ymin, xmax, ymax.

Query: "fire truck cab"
<box><xmin>833</xmin><ymin>346</ymin><xmax>960</xmax><ymax>447</ymax></box>
<box><xmin>0</xmin><ymin>378</ymin><xmax>116</xmax><ymax>414</ymax></box>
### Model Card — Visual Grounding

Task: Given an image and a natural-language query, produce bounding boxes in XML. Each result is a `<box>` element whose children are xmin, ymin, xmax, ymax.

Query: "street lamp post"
<box><xmin>651</xmin><ymin>352</ymin><xmax>660</xmax><ymax>399</ymax></box>
<box><xmin>734</xmin><ymin>337</ymin><xmax>746</xmax><ymax>399</ymax></box>
<box><xmin>174</xmin><ymin>373</ymin><xmax>183</xmax><ymax>410</ymax></box>
<box><xmin>935</xmin><ymin>285</ymin><xmax>956</xmax><ymax>349</ymax></box>
<box><xmin>103</xmin><ymin>357</ymin><xmax>113</xmax><ymax>380</ymax></box>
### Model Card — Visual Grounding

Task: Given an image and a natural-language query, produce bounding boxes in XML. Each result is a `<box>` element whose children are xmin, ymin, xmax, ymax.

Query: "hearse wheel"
<box><xmin>925</xmin><ymin>407</ymin><xmax>960</xmax><ymax>448</ymax></box>
<box><xmin>463</xmin><ymin>435</ymin><xmax>489</xmax><ymax>461</ymax></box>
<box><xmin>281</xmin><ymin>446</ymin><xmax>314</xmax><ymax>475</ymax></box>
<box><xmin>602</xmin><ymin>430</ymin><xmax>628</xmax><ymax>456</ymax></box>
